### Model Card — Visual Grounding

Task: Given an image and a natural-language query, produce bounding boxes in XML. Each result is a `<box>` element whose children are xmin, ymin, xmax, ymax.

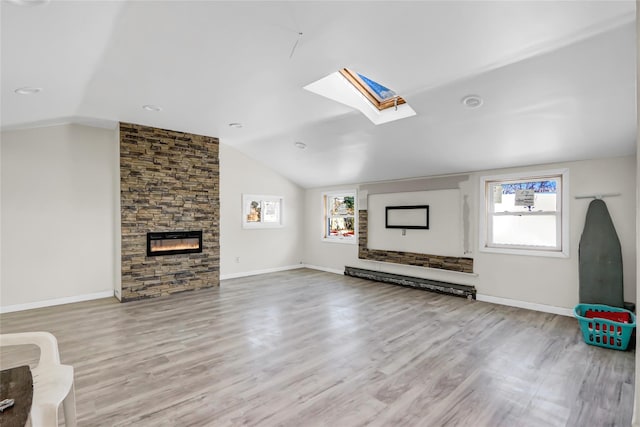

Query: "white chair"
<box><xmin>0</xmin><ymin>332</ymin><xmax>77</xmax><ymax>427</ymax></box>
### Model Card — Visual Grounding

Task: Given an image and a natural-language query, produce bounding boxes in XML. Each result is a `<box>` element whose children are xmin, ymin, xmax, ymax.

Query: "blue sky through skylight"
<box><xmin>356</xmin><ymin>73</ymin><xmax>396</xmax><ymax>100</ymax></box>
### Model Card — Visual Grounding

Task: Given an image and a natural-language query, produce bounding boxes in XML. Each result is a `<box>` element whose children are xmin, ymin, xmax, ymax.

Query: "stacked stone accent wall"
<box><xmin>120</xmin><ymin>123</ymin><xmax>219</xmax><ymax>301</ymax></box>
<box><xmin>358</xmin><ymin>210</ymin><xmax>473</xmax><ymax>273</ymax></box>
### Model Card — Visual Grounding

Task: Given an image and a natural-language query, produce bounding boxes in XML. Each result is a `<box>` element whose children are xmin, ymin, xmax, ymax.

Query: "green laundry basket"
<box><xmin>574</xmin><ymin>303</ymin><xmax>636</xmax><ymax>351</ymax></box>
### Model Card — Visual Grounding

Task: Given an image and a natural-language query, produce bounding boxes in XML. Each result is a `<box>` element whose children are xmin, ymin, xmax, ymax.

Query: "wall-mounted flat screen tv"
<box><xmin>385</xmin><ymin>205</ymin><xmax>429</xmax><ymax>229</ymax></box>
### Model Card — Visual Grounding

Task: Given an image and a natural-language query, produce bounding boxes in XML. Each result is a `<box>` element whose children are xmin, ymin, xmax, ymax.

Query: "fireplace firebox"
<box><xmin>147</xmin><ymin>230</ymin><xmax>203</xmax><ymax>257</ymax></box>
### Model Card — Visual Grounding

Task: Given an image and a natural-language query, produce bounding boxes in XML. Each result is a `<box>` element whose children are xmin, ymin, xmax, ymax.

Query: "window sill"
<box><xmin>243</xmin><ymin>224</ymin><xmax>284</xmax><ymax>229</ymax></box>
<box><xmin>479</xmin><ymin>245</ymin><xmax>569</xmax><ymax>258</ymax></box>
<box><xmin>322</xmin><ymin>238</ymin><xmax>356</xmax><ymax>245</ymax></box>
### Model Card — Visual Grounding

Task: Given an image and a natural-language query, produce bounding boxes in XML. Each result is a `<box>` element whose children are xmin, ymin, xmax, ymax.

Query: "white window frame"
<box><xmin>479</xmin><ymin>169</ymin><xmax>569</xmax><ymax>258</ymax></box>
<box><xmin>322</xmin><ymin>190</ymin><xmax>357</xmax><ymax>244</ymax></box>
<box><xmin>242</xmin><ymin>194</ymin><xmax>284</xmax><ymax>229</ymax></box>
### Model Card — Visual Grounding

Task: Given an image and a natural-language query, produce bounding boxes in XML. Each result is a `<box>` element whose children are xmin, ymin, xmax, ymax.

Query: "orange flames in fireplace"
<box><xmin>150</xmin><ymin>238</ymin><xmax>200</xmax><ymax>253</ymax></box>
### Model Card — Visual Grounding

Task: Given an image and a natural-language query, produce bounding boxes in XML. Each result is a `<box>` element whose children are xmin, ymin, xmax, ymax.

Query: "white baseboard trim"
<box><xmin>476</xmin><ymin>294</ymin><xmax>574</xmax><ymax>317</ymax></box>
<box><xmin>0</xmin><ymin>290</ymin><xmax>116</xmax><ymax>314</ymax></box>
<box><xmin>302</xmin><ymin>264</ymin><xmax>344</xmax><ymax>275</ymax></box>
<box><xmin>220</xmin><ymin>264</ymin><xmax>304</xmax><ymax>280</ymax></box>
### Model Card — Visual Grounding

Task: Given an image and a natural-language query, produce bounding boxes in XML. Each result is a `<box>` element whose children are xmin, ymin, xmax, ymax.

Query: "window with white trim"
<box><xmin>479</xmin><ymin>170</ymin><xmax>569</xmax><ymax>257</ymax></box>
<box><xmin>323</xmin><ymin>191</ymin><xmax>356</xmax><ymax>243</ymax></box>
<box><xmin>242</xmin><ymin>194</ymin><xmax>283</xmax><ymax>228</ymax></box>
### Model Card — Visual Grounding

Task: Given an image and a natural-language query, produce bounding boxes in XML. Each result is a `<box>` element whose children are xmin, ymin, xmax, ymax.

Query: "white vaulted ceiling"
<box><xmin>1</xmin><ymin>1</ymin><xmax>636</xmax><ymax>188</ymax></box>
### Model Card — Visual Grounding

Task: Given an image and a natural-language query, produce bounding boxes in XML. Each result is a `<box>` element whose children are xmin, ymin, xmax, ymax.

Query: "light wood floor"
<box><xmin>0</xmin><ymin>269</ymin><xmax>634</xmax><ymax>426</ymax></box>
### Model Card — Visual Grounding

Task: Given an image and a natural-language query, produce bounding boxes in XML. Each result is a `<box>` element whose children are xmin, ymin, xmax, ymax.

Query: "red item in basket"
<box><xmin>585</xmin><ymin>310</ymin><xmax>631</xmax><ymax>323</ymax></box>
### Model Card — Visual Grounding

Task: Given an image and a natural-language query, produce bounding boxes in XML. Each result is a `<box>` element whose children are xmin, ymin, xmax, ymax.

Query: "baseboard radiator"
<box><xmin>344</xmin><ymin>266</ymin><xmax>476</xmax><ymax>300</ymax></box>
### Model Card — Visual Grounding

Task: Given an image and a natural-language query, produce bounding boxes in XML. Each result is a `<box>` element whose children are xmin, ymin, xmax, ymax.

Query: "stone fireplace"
<box><xmin>119</xmin><ymin>123</ymin><xmax>219</xmax><ymax>302</ymax></box>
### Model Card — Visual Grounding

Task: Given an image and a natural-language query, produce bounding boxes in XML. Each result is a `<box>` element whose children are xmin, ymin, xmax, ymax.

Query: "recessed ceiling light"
<box><xmin>228</xmin><ymin>122</ymin><xmax>243</xmax><ymax>129</ymax></box>
<box><xmin>6</xmin><ymin>0</ymin><xmax>50</xmax><ymax>6</ymax></box>
<box><xmin>294</xmin><ymin>141</ymin><xmax>307</xmax><ymax>150</ymax></box>
<box><xmin>14</xmin><ymin>87</ymin><xmax>42</xmax><ymax>95</ymax></box>
<box><xmin>461</xmin><ymin>95</ymin><xmax>483</xmax><ymax>109</ymax></box>
<box><xmin>142</xmin><ymin>104</ymin><xmax>162</xmax><ymax>112</ymax></box>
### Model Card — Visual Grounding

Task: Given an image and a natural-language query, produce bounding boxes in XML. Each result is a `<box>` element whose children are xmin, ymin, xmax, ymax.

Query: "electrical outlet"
<box><xmin>235</xmin><ymin>257</ymin><xmax>240</xmax><ymax>263</ymax></box>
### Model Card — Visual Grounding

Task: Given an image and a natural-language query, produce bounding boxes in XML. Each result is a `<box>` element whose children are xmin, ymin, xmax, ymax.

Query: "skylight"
<box><xmin>304</xmin><ymin>68</ymin><xmax>416</xmax><ymax>125</ymax></box>
<box><xmin>338</xmin><ymin>68</ymin><xmax>407</xmax><ymax>111</ymax></box>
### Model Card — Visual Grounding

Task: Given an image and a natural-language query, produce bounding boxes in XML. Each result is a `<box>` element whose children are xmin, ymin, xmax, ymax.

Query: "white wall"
<box><xmin>1</xmin><ymin>124</ymin><xmax>118</xmax><ymax>309</ymax></box>
<box><xmin>0</xmin><ymin>126</ymin><xmax>306</xmax><ymax>309</ymax></box>
<box><xmin>304</xmin><ymin>185</ymin><xmax>359</xmax><ymax>273</ymax></box>
<box><xmin>474</xmin><ymin>157</ymin><xmax>636</xmax><ymax>309</ymax></box>
<box><xmin>1</xmin><ymin>125</ymin><xmax>633</xmax><ymax>315</ymax></box>
<box><xmin>368</xmin><ymin>190</ymin><xmax>462</xmax><ymax>256</ymax></box>
<box><xmin>303</xmin><ymin>156</ymin><xmax>636</xmax><ymax>310</ymax></box>
<box><xmin>219</xmin><ymin>144</ymin><xmax>305</xmax><ymax>278</ymax></box>
<box><xmin>113</xmin><ymin>127</ymin><xmax>122</xmax><ymax>301</ymax></box>
<box><xmin>632</xmin><ymin>3</ymin><xmax>639</xmax><ymax>424</ymax></box>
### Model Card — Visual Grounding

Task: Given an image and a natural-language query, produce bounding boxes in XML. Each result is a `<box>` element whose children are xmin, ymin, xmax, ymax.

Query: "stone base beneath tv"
<box><xmin>344</xmin><ymin>266</ymin><xmax>476</xmax><ymax>300</ymax></box>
